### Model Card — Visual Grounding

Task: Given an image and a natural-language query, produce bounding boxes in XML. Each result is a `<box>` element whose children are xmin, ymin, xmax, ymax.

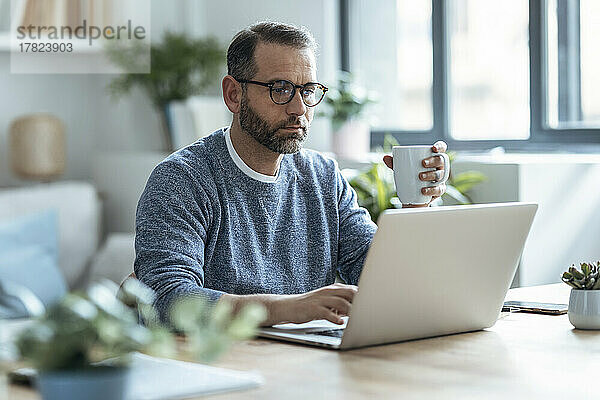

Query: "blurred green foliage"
<box><xmin>16</xmin><ymin>279</ymin><xmax>265</xmax><ymax>371</ymax></box>
<box><xmin>319</xmin><ymin>71</ymin><xmax>377</xmax><ymax>131</ymax></box>
<box><xmin>107</xmin><ymin>32</ymin><xmax>225</xmax><ymax>107</ymax></box>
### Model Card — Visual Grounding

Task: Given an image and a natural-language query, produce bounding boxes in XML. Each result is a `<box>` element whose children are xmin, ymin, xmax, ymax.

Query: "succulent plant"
<box><xmin>562</xmin><ymin>261</ymin><xmax>600</xmax><ymax>290</ymax></box>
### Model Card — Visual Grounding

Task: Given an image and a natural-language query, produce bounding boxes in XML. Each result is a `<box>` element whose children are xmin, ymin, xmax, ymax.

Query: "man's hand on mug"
<box><xmin>383</xmin><ymin>141</ymin><xmax>448</xmax><ymax>206</ymax></box>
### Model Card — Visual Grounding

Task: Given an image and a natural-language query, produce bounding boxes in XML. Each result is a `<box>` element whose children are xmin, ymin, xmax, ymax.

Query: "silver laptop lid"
<box><xmin>340</xmin><ymin>202</ymin><xmax>537</xmax><ymax>349</ymax></box>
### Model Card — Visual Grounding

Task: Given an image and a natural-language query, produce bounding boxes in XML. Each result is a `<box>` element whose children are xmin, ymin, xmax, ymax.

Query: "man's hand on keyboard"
<box><xmin>271</xmin><ymin>283</ymin><xmax>357</xmax><ymax>325</ymax></box>
<box><xmin>221</xmin><ymin>283</ymin><xmax>357</xmax><ymax>326</ymax></box>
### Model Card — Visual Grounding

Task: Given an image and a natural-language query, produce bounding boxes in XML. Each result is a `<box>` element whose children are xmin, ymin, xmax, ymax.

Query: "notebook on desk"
<box><xmin>259</xmin><ymin>202</ymin><xmax>538</xmax><ymax>350</ymax></box>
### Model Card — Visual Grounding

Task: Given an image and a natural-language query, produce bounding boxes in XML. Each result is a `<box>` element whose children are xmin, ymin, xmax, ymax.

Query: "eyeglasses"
<box><xmin>235</xmin><ymin>78</ymin><xmax>328</xmax><ymax>107</ymax></box>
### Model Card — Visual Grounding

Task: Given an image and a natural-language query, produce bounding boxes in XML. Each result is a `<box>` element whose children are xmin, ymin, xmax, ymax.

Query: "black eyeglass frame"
<box><xmin>235</xmin><ymin>78</ymin><xmax>328</xmax><ymax>107</ymax></box>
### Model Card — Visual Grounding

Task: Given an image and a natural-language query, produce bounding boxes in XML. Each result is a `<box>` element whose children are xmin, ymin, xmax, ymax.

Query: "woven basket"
<box><xmin>9</xmin><ymin>113</ymin><xmax>66</xmax><ymax>181</ymax></box>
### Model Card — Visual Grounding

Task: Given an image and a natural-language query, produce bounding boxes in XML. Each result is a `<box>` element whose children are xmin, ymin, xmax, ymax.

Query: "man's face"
<box><xmin>239</xmin><ymin>42</ymin><xmax>317</xmax><ymax>154</ymax></box>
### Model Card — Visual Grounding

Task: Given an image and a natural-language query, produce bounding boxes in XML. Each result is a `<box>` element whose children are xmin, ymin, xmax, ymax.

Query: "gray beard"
<box><xmin>239</xmin><ymin>96</ymin><xmax>308</xmax><ymax>154</ymax></box>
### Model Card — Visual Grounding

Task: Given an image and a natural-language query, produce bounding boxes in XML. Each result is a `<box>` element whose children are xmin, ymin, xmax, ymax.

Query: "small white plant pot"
<box><xmin>331</xmin><ymin>119</ymin><xmax>370</xmax><ymax>160</ymax></box>
<box><xmin>568</xmin><ymin>289</ymin><xmax>600</xmax><ymax>330</ymax></box>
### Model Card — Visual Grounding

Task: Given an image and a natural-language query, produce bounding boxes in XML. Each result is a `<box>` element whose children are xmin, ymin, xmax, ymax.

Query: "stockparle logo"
<box><xmin>10</xmin><ymin>0</ymin><xmax>151</xmax><ymax>74</ymax></box>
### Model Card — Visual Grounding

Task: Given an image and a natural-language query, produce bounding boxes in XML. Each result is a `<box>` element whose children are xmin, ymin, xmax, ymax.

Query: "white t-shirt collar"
<box><xmin>224</xmin><ymin>127</ymin><xmax>280</xmax><ymax>183</ymax></box>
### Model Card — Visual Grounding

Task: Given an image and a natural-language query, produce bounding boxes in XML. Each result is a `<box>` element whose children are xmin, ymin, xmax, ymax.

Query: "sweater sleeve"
<box><xmin>335</xmin><ymin>168</ymin><xmax>378</xmax><ymax>285</ymax></box>
<box><xmin>134</xmin><ymin>160</ymin><xmax>224</xmax><ymax>324</ymax></box>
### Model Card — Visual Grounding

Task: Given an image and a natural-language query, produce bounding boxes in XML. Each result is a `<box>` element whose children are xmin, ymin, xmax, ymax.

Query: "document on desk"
<box><xmin>126</xmin><ymin>352</ymin><xmax>262</xmax><ymax>400</ymax></box>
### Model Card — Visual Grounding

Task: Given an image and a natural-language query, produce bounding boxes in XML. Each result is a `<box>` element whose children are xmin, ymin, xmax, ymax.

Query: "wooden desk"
<box><xmin>7</xmin><ymin>284</ymin><xmax>600</xmax><ymax>399</ymax></box>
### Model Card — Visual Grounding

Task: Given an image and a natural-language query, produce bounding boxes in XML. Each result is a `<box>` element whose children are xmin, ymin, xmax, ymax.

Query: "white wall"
<box><xmin>453</xmin><ymin>155</ymin><xmax>600</xmax><ymax>287</ymax></box>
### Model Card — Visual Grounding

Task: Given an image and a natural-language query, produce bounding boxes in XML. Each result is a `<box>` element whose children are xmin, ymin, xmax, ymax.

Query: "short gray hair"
<box><xmin>227</xmin><ymin>21</ymin><xmax>317</xmax><ymax>80</ymax></box>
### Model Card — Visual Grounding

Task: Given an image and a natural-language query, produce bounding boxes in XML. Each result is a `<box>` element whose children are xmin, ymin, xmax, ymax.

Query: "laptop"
<box><xmin>259</xmin><ymin>202</ymin><xmax>538</xmax><ymax>350</ymax></box>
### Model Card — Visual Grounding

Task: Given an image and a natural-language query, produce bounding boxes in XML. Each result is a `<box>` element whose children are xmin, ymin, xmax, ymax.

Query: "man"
<box><xmin>134</xmin><ymin>22</ymin><xmax>447</xmax><ymax>327</ymax></box>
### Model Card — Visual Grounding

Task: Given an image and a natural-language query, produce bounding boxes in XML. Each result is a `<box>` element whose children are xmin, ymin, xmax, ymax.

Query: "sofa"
<box><xmin>0</xmin><ymin>181</ymin><xmax>136</xmax><ymax>295</ymax></box>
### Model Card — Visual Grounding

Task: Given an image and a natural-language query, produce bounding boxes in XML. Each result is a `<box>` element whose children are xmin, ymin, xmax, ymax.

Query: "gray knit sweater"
<box><xmin>134</xmin><ymin>128</ymin><xmax>377</xmax><ymax>321</ymax></box>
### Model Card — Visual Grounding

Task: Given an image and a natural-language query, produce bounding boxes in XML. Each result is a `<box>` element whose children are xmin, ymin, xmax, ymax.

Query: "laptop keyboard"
<box><xmin>308</xmin><ymin>328</ymin><xmax>344</xmax><ymax>338</ymax></box>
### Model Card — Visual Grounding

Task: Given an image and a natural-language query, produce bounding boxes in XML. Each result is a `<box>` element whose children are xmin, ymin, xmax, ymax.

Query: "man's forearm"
<box><xmin>220</xmin><ymin>292</ymin><xmax>293</xmax><ymax>326</ymax></box>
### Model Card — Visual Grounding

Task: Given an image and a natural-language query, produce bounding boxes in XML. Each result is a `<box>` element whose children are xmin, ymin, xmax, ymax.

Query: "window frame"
<box><xmin>340</xmin><ymin>0</ymin><xmax>600</xmax><ymax>151</ymax></box>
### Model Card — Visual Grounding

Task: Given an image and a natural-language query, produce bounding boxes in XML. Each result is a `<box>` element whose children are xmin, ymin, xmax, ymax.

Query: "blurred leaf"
<box><xmin>210</xmin><ymin>299</ymin><xmax>234</xmax><ymax>329</ymax></box>
<box><xmin>382</xmin><ymin>134</ymin><xmax>399</xmax><ymax>153</ymax></box>
<box><xmin>319</xmin><ymin>71</ymin><xmax>376</xmax><ymax>126</ymax></box>
<box><xmin>87</xmin><ymin>282</ymin><xmax>136</xmax><ymax>324</ymax></box>
<box><xmin>442</xmin><ymin>185</ymin><xmax>472</xmax><ymax>205</ymax></box>
<box><xmin>170</xmin><ymin>296</ymin><xmax>206</xmax><ymax>331</ymax></box>
<box><xmin>227</xmin><ymin>304</ymin><xmax>267</xmax><ymax>340</ymax></box>
<box><xmin>143</xmin><ymin>328</ymin><xmax>177</xmax><ymax>359</ymax></box>
<box><xmin>450</xmin><ymin>171</ymin><xmax>488</xmax><ymax>194</ymax></box>
<box><xmin>118</xmin><ymin>278</ymin><xmax>156</xmax><ymax>306</ymax></box>
<box><xmin>59</xmin><ymin>294</ymin><xmax>98</xmax><ymax>322</ymax></box>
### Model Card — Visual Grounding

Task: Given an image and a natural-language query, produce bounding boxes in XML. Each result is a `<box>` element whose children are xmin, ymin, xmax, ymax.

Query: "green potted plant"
<box><xmin>319</xmin><ymin>71</ymin><xmax>376</xmax><ymax>159</ymax></box>
<box><xmin>561</xmin><ymin>261</ymin><xmax>600</xmax><ymax>329</ymax></box>
<box><xmin>107</xmin><ymin>32</ymin><xmax>226</xmax><ymax>151</ymax></box>
<box><xmin>348</xmin><ymin>135</ymin><xmax>487</xmax><ymax>223</ymax></box>
<box><xmin>15</xmin><ymin>279</ymin><xmax>265</xmax><ymax>400</ymax></box>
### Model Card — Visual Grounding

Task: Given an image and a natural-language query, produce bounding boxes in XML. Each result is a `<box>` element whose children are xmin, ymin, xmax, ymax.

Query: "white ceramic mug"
<box><xmin>392</xmin><ymin>145</ymin><xmax>450</xmax><ymax>206</ymax></box>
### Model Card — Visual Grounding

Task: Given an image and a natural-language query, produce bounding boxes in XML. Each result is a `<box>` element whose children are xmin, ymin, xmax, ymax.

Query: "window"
<box><xmin>447</xmin><ymin>0</ymin><xmax>530</xmax><ymax>140</ymax></box>
<box><xmin>546</xmin><ymin>0</ymin><xmax>600</xmax><ymax>128</ymax></box>
<box><xmin>348</xmin><ymin>0</ymin><xmax>432</xmax><ymax>131</ymax></box>
<box><xmin>343</xmin><ymin>0</ymin><xmax>600</xmax><ymax>149</ymax></box>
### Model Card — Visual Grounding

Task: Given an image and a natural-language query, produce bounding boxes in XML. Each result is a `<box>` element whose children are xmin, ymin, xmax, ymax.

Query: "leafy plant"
<box><xmin>16</xmin><ymin>279</ymin><xmax>265</xmax><ymax>371</ymax></box>
<box><xmin>170</xmin><ymin>296</ymin><xmax>265</xmax><ymax>362</ymax></box>
<box><xmin>319</xmin><ymin>71</ymin><xmax>376</xmax><ymax>131</ymax></box>
<box><xmin>562</xmin><ymin>261</ymin><xmax>600</xmax><ymax>290</ymax></box>
<box><xmin>107</xmin><ymin>32</ymin><xmax>225</xmax><ymax>107</ymax></box>
<box><xmin>443</xmin><ymin>152</ymin><xmax>488</xmax><ymax>205</ymax></box>
<box><xmin>348</xmin><ymin>135</ymin><xmax>487</xmax><ymax>223</ymax></box>
<box><xmin>349</xmin><ymin>163</ymin><xmax>397</xmax><ymax>223</ymax></box>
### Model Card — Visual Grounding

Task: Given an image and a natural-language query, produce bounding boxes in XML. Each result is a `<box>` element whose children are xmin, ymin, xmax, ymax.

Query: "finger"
<box><xmin>321</xmin><ymin>296</ymin><xmax>352</xmax><ymax>316</ymax></box>
<box><xmin>325</xmin><ymin>283</ymin><xmax>357</xmax><ymax>291</ymax></box>
<box><xmin>432</xmin><ymin>141</ymin><xmax>447</xmax><ymax>153</ymax></box>
<box><xmin>421</xmin><ymin>183</ymin><xmax>446</xmax><ymax>197</ymax></box>
<box><xmin>316</xmin><ymin>283</ymin><xmax>353</xmax><ymax>292</ymax></box>
<box><xmin>323</xmin><ymin>287</ymin><xmax>358</xmax><ymax>302</ymax></box>
<box><xmin>329</xmin><ymin>283</ymin><xmax>358</xmax><ymax>290</ymax></box>
<box><xmin>422</xmin><ymin>155</ymin><xmax>446</xmax><ymax>169</ymax></box>
<box><xmin>383</xmin><ymin>155</ymin><xmax>393</xmax><ymax>170</ymax></box>
<box><xmin>419</xmin><ymin>170</ymin><xmax>444</xmax><ymax>182</ymax></box>
<box><xmin>318</xmin><ymin>307</ymin><xmax>344</xmax><ymax>325</ymax></box>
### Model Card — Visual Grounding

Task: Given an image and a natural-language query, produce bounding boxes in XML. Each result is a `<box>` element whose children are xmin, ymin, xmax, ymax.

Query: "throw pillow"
<box><xmin>0</xmin><ymin>210</ymin><xmax>67</xmax><ymax>318</ymax></box>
